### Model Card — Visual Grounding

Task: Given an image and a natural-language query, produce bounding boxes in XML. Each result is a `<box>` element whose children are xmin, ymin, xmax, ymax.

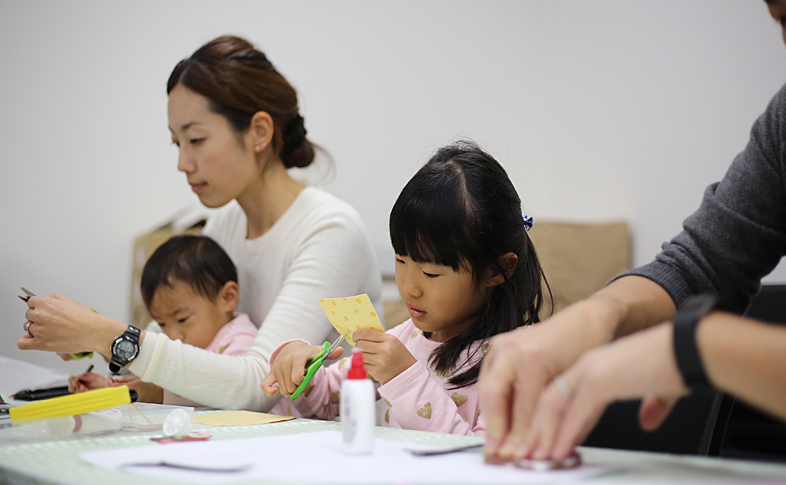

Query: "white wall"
<box><xmin>2</xmin><ymin>0</ymin><xmax>785</xmax><ymax>371</ymax></box>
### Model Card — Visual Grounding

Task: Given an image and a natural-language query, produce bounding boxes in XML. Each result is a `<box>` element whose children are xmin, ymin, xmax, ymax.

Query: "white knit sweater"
<box><xmin>130</xmin><ymin>187</ymin><xmax>383</xmax><ymax>411</ymax></box>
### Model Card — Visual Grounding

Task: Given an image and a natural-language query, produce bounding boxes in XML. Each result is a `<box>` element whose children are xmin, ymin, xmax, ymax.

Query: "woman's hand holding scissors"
<box><xmin>18</xmin><ymin>293</ymin><xmax>129</xmax><ymax>359</ymax></box>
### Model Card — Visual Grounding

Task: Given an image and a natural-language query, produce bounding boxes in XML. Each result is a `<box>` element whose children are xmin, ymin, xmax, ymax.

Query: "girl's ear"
<box><xmin>247</xmin><ymin>111</ymin><xmax>274</xmax><ymax>153</ymax></box>
<box><xmin>486</xmin><ymin>252</ymin><xmax>518</xmax><ymax>287</ymax></box>
<box><xmin>217</xmin><ymin>281</ymin><xmax>240</xmax><ymax>313</ymax></box>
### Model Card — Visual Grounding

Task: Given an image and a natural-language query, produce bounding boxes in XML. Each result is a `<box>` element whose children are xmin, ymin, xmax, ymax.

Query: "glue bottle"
<box><xmin>341</xmin><ymin>348</ymin><xmax>375</xmax><ymax>454</ymax></box>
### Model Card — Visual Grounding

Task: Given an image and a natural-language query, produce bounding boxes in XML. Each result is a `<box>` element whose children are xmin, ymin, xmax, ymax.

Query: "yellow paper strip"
<box><xmin>318</xmin><ymin>293</ymin><xmax>385</xmax><ymax>345</ymax></box>
<box><xmin>194</xmin><ymin>411</ymin><xmax>295</xmax><ymax>427</ymax></box>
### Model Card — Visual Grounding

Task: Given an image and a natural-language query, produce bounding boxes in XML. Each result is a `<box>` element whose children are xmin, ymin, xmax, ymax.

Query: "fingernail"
<box><xmin>552</xmin><ymin>444</ymin><xmax>569</xmax><ymax>460</ymax></box>
<box><xmin>484</xmin><ymin>452</ymin><xmax>506</xmax><ymax>465</ymax></box>
<box><xmin>513</xmin><ymin>443</ymin><xmax>530</xmax><ymax>461</ymax></box>
<box><xmin>532</xmin><ymin>446</ymin><xmax>548</xmax><ymax>460</ymax></box>
<box><xmin>497</xmin><ymin>443</ymin><xmax>516</xmax><ymax>460</ymax></box>
<box><xmin>484</xmin><ymin>437</ymin><xmax>499</xmax><ymax>452</ymax></box>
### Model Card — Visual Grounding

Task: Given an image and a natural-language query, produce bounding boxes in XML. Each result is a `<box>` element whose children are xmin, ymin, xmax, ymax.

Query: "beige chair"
<box><xmin>528</xmin><ymin>220</ymin><xmax>630</xmax><ymax>317</ymax></box>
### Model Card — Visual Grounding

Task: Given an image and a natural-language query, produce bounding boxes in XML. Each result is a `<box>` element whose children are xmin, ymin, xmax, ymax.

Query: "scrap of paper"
<box><xmin>150</xmin><ymin>430</ymin><xmax>212</xmax><ymax>444</ymax></box>
<box><xmin>193</xmin><ymin>411</ymin><xmax>294</xmax><ymax>427</ymax></box>
<box><xmin>318</xmin><ymin>293</ymin><xmax>385</xmax><ymax>345</ymax></box>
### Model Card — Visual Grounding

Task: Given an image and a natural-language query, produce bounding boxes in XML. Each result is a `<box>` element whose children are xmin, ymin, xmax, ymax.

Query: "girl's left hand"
<box><xmin>353</xmin><ymin>329</ymin><xmax>416</xmax><ymax>384</ymax></box>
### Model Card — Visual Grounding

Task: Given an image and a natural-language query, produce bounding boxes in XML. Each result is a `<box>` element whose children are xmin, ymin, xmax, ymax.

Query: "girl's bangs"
<box><xmin>390</xmin><ymin>184</ymin><xmax>468</xmax><ymax>271</ymax></box>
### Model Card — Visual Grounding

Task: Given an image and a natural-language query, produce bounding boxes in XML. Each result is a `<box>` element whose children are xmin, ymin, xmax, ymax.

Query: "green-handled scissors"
<box><xmin>289</xmin><ymin>333</ymin><xmax>345</xmax><ymax>400</ymax></box>
<box><xmin>18</xmin><ymin>287</ymin><xmax>95</xmax><ymax>360</ymax></box>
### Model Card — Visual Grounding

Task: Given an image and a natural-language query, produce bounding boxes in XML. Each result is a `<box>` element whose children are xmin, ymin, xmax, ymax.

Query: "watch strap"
<box><xmin>672</xmin><ymin>295</ymin><xmax>718</xmax><ymax>391</ymax></box>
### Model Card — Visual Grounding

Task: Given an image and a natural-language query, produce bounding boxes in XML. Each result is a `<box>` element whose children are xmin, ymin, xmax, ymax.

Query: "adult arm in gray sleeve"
<box><xmin>623</xmin><ymin>84</ymin><xmax>786</xmax><ymax>313</ymax></box>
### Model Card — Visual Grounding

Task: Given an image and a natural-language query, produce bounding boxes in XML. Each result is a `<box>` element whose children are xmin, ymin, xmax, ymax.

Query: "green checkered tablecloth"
<box><xmin>0</xmin><ymin>412</ymin><xmax>482</xmax><ymax>485</ymax></box>
<box><xmin>4</xmin><ymin>410</ymin><xmax>786</xmax><ymax>485</ymax></box>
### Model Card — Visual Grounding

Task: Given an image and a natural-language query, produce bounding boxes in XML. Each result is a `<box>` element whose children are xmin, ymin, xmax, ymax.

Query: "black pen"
<box><xmin>12</xmin><ymin>386</ymin><xmax>71</xmax><ymax>401</ymax></box>
<box><xmin>75</xmin><ymin>364</ymin><xmax>95</xmax><ymax>390</ymax></box>
<box><xmin>12</xmin><ymin>363</ymin><xmax>93</xmax><ymax>401</ymax></box>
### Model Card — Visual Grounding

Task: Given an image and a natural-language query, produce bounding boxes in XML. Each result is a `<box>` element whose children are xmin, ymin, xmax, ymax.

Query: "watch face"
<box><xmin>116</xmin><ymin>340</ymin><xmax>136</xmax><ymax>359</ymax></box>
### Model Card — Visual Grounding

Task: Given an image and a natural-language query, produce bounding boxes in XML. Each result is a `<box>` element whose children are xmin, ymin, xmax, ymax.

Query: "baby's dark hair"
<box><xmin>389</xmin><ymin>140</ymin><xmax>550</xmax><ymax>388</ymax></box>
<box><xmin>141</xmin><ymin>235</ymin><xmax>238</xmax><ymax>309</ymax></box>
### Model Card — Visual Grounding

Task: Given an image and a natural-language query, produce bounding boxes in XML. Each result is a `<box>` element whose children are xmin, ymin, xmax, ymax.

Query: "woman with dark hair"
<box><xmin>19</xmin><ymin>36</ymin><xmax>382</xmax><ymax>412</ymax></box>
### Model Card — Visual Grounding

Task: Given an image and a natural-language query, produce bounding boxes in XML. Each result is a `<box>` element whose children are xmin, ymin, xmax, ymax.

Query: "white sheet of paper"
<box><xmin>81</xmin><ymin>430</ymin><xmax>611</xmax><ymax>484</ymax></box>
<box><xmin>0</xmin><ymin>356</ymin><xmax>70</xmax><ymax>401</ymax></box>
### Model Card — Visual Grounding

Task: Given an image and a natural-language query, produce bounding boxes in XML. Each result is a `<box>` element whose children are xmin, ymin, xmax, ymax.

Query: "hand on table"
<box><xmin>525</xmin><ymin>321</ymin><xmax>689</xmax><ymax>461</ymax></box>
<box><xmin>477</xmin><ymin>297</ymin><xmax>621</xmax><ymax>462</ymax></box>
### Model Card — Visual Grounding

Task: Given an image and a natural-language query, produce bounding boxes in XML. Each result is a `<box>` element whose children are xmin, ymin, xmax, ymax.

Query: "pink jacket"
<box><xmin>269</xmin><ymin>319</ymin><xmax>487</xmax><ymax>436</ymax></box>
<box><xmin>163</xmin><ymin>313</ymin><xmax>257</xmax><ymax>406</ymax></box>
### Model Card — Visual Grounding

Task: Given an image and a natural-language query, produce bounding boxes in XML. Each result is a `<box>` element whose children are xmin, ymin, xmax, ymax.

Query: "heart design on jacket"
<box><xmin>417</xmin><ymin>402</ymin><xmax>432</xmax><ymax>419</ymax></box>
<box><xmin>451</xmin><ymin>392</ymin><xmax>468</xmax><ymax>407</ymax></box>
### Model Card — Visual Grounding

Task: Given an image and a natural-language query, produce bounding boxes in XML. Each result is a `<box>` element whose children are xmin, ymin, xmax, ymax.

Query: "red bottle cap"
<box><xmin>347</xmin><ymin>350</ymin><xmax>367</xmax><ymax>380</ymax></box>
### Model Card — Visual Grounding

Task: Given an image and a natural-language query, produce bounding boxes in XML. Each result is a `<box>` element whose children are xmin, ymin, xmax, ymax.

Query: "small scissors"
<box><xmin>289</xmin><ymin>333</ymin><xmax>345</xmax><ymax>400</ymax></box>
<box><xmin>18</xmin><ymin>287</ymin><xmax>94</xmax><ymax>360</ymax></box>
<box><xmin>17</xmin><ymin>287</ymin><xmax>35</xmax><ymax>303</ymax></box>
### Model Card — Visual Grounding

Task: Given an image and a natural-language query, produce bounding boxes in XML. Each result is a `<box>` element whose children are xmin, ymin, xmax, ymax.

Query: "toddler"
<box><xmin>70</xmin><ymin>235</ymin><xmax>257</xmax><ymax>405</ymax></box>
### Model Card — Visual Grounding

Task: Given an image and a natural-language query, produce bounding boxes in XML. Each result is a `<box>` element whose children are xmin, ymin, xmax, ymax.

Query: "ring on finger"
<box><xmin>24</xmin><ymin>321</ymin><xmax>34</xmax><ymax>337</ymax></box>
<box><xmin>554</xmin><ymin>375</ymin><xmax>574</xmax><ymax>400</ymax></box>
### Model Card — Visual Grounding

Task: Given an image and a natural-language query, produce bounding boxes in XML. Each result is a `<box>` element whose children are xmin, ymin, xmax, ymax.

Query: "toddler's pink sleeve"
<box><xmin>211</xmin><ymin>320</ymin><xmax>259</xmax><ymax>357</ymax></box>
<box><xmin>218</xmin><ymin>333</ymin><xmax>257</xmax><ymax>356</ymax></box>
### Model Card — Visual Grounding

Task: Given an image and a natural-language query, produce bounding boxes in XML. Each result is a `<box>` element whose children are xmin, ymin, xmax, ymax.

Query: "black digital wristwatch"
<box><xmin>109</xmin><ymin>325</ymin><xmax>141</xmax><ymax>374</ymax></box>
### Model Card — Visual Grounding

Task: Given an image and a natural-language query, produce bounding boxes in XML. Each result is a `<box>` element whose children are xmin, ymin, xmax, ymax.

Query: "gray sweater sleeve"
<box><xmin>620</xmin><ymin>83</ymin><xmax>786</xmax><ymax>314</ymax></box>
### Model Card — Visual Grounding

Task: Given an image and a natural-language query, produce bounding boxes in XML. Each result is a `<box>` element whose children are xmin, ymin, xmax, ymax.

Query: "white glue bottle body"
<box><xmin>341</xmin><ymin>348</ymin><xmax>375</xmax><ymax>454</ymax></box>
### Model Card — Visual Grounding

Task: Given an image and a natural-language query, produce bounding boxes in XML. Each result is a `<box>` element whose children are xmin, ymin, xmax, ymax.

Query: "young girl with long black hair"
<box><xmin>262</xmin><ymin>140</ymin><xmax>550</xmax><ymax>435</ymax></box>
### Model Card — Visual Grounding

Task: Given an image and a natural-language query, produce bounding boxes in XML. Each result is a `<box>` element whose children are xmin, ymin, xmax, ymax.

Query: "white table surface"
<box><xmin>1</xmin><ymin>413</ymin><xmax>786</xmax><ymax>485</ymax></box>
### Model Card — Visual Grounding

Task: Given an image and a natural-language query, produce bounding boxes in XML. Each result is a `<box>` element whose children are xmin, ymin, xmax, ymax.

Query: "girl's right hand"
<box><xmin>260</xmin><ymin>341</ymin><xmax>343</xmax><ymax>397</ymax></box>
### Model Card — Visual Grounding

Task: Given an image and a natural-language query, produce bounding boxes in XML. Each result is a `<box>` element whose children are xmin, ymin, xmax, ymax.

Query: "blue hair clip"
<box><xmin>523</xmin><ymin>215</ymin><xmax>533</xmax><ymax>232</ymax></box>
